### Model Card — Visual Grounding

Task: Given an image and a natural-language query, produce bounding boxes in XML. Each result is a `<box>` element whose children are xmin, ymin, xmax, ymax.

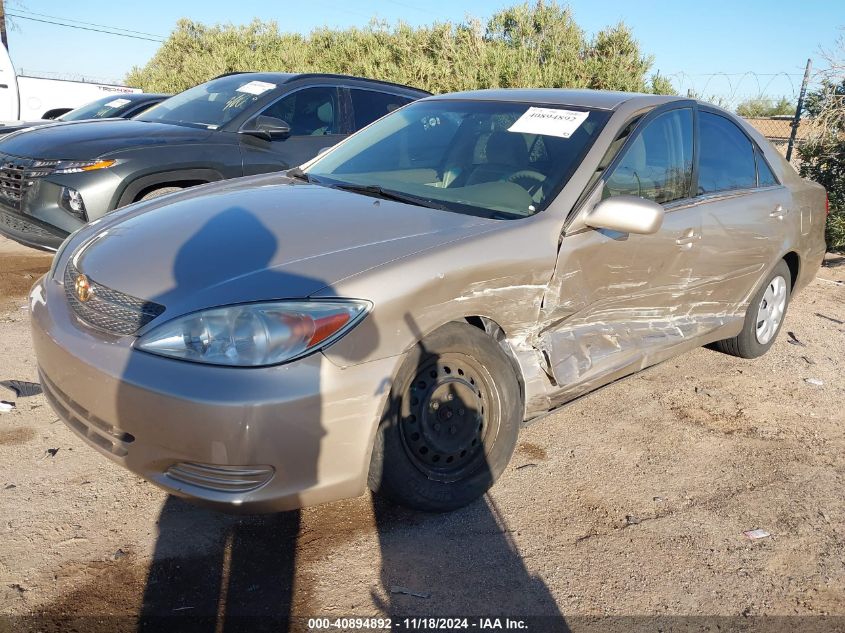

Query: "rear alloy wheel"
<box><xmin>369</xmin><ymin>322</ymin><xmax>521</xmax><ymax>512</ymax></box>
<box><xmin>713</xmin><ymin>259</ymin><xmax>792</xmax><ymax>358</ymax></box>
<box><xmin>754</xmin><ymin>274</ymin><xmax>787</xmax><ymax>345</ymax></box>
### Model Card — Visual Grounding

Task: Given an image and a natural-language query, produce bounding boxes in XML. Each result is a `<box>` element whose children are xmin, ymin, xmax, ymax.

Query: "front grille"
<box><xmin>64</xmin><ymin>261</ymin><xmax>165</xmax><ymax>335</ymax></box>
<box><xmin>40</xmin><ymin>369</ymin><xmax>135</xmax><ymax>458</ymax></box>
<box><xmin>0</xmin><ymin>154</ymin><xmax>55</xmax><ymax>211</ymax></box>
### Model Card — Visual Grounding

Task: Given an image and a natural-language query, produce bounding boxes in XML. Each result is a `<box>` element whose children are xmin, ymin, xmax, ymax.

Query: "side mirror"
<box><xmin>241</xmin><ymin>115</ymin><xmax>291</xmax><ymax>141</ymax></box>
<box><xmin>584</xmin><ymin>195</ymin><xmax>665</xmax><ymax>235</ymax></box>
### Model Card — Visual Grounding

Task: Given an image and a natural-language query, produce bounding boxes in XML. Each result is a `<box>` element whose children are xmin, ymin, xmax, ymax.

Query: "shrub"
<box><xmin>127</xmin><ymin>2</ymin><xmax>674</xmax><ymax>97</ymax></box>
<box><xmin>797</xmin><ymin>41</ymin><xmax>845</xmax><ymax>252</ymax></box>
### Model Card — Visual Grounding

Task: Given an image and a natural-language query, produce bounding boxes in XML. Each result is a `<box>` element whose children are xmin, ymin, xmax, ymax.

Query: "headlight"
<box><xmin>59</xmin><ymin>187</ymin><xmax>87</xmax><ymax>219</ymax></box>
<box><xmin>53</xmin><ymin>159</ymin><xmax>116</xmax><ymax>175</ymax></box>
<box><xmin>135</xmin><ymin>300</ymin><xmax>371</xmax><ymax>367</ymax></box>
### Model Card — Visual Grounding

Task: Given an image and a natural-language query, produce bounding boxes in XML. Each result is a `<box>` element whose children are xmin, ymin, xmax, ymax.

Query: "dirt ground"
<box><xmin>0</xmin><ymin>235</ymin><xmax>843</xmax><ymax>632</ymax></box>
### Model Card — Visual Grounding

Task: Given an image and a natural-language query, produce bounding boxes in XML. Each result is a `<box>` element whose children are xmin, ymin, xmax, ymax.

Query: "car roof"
<box><xmin>213</xmin><ymin>71</ymin><xmax>430</xmax><ymax>95</ymax></box>
<box><xmin>424</xmin><ymin>88</ymin><xmax>682</xmax><ymax>111</ymax></box>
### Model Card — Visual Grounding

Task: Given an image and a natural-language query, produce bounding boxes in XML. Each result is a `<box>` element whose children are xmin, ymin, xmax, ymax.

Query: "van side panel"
<box><xmin>0</xmin><ymin>45</ymin><xmax>19</xmax><ymax>120</ymax></box>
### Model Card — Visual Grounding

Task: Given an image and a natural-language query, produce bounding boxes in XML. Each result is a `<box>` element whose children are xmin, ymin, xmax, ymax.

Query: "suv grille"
<box><xmin>0</xmin><ymin>154</ymin><xmax>56</xmax><ymax>211</ymax></box>
<box><xmin>64</xmin><ymin>261</ymin><xmax>165</xmax><ymax>335</ymax></box>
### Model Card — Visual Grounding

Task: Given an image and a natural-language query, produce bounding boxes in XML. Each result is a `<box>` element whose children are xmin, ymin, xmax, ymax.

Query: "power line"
<box><xmin>385</xmin><ymin>0</ymin><xmax>429</xmax><ymax>13</ymax></box>
<box><xmin>10</xmin><ymin>8</ymin><xmax>165</xmax><ymax>39</ymax></box>
<box><xmin>6</xmin><ymin>13</ymin><xmax>164</xmax><ymax>42</ymax></box>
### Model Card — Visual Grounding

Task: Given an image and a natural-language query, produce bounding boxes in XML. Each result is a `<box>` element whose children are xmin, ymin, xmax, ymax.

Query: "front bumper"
<box><xmin>30</xmin><ymin>275</ymin><xmax>397</xmax><ymax>513</ymax></box>
<box><xmin>0</xmin><ymin>205</ymin><xmax>65</xmax><ymax>251</ymax></box>
<box><xmin>0</xmin><ymin>167</ymin><xmax>122</xmax><ymax>251</ymax></box>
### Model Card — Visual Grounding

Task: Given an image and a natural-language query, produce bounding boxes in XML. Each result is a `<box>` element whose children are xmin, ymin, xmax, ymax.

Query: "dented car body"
<box><xmin>30</xmin><ymin>90</ymin><xmax>826</xmax><ymax>513</ymax></box>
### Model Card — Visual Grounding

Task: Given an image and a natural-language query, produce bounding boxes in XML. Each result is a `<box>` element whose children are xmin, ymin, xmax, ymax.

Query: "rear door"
<box><xmin>538</xmin><ymin>105</ymin><xmax>711</xmax><ymax>397</ymax></box>
<box><xmin>692</xmin><ymin>109</ymin><xmax>793</xmax><ymax>313</ymax></box>
<box><xmin>347</xmin><ymin>87</ymin><xmax>415</xmax><ymax>130</ymax></box>
<box><xmin>240</xmin><ymin>86</ymin><xmax>348</xmax><ymax>175</ymax></box>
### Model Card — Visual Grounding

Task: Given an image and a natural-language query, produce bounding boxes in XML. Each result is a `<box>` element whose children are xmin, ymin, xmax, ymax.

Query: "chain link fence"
<box><xmin>742</xmin><ymin>115</ymin><xmax>809</xmax><ymax>167</ymax></box>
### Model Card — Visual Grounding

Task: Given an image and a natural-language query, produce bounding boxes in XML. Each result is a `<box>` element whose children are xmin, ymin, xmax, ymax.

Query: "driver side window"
<box><xmin>603</xmin><ymin>108</ymin><xmax>693</xmax><ymax>205</ymax></box>
<box><xmin>261</xmin><ymin>87</ymin><xmax>340</xmax><ymax>137</ymax></box>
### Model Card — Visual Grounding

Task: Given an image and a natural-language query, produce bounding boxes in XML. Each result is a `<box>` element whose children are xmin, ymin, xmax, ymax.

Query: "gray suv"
<box><xmin>0</xmin><ymin>72</ymin><xmax>429</xmax><ymax>250</ymax></box>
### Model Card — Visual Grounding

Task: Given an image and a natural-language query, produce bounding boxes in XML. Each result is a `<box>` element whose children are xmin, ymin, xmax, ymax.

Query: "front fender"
<box><xmin>114</xmin><ymin>168</ymin><xmax>226</xmax><ymax>209</ymax></box>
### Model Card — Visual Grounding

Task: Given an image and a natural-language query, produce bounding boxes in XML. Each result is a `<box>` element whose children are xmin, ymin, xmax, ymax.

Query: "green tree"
<box><xmin>798</xmin><ymin>79</ymin><xmax>845</xmax><ymax>250</ymax></box>
<box><xmin>797</xmin><ymin>32</ymin><xmax>845</xmax><ymax>251</ymax></box>
<box><xmin>735</xmin><ymin>96</ymin><xmax>795</xmax><ymax>118</ymax></box>
<box><xmin>127</xmin><ymin>2</ymin><xmax>674</xmax><ymax>96</ymax></box>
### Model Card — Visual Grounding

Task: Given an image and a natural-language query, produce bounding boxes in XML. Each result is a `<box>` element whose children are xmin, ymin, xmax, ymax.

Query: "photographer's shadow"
<box><xmin>133</xmin><ymin>206</ymin><xmax>342</xmax><ymax>633</ymax></box>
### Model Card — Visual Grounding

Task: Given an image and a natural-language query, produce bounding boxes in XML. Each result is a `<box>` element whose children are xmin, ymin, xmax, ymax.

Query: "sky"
<box><xmin>5</xmin><ymin>0</ymin><xmax>843</xmax><ymax>106</ymax></box>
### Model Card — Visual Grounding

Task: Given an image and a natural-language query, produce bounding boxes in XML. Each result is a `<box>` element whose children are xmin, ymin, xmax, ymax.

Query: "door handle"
<box><xmin>769</xmin><ymin>204</ymin><xmax>787</xmax><ymax>219</ymax></box>
<box><xmin>675</xmin><ymin>228</ymin><xmax>700</xmax><ymax>247</ymax></box>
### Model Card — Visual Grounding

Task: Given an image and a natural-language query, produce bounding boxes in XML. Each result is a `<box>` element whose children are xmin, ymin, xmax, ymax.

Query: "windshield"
<box><xmin>135</xmin><ymin>75</ymin><xmax>280</xmax><ymax>129</ymax></box>
<box><xmin>59</xmin><ymin>95</ymin><xmax>137</xmax><ymax>121</ymax></box>
<box><xmin>306</xmin><ymin>99</ymin><xmax>611</xmax><ymax>218</ymax></box>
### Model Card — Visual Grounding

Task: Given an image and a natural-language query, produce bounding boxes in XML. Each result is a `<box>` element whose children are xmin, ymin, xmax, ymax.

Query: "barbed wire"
<box><xmin>662</xmin><ymin>70</ymin><xmax>810</xmax><ymax>109</ymax></box>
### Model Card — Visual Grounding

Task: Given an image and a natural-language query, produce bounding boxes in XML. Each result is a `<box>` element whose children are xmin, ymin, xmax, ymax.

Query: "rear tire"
<box><xmin>368</xmin><ymin>322</ymin><xmax>522</xmax><ymax>512</ymax></box>
<box><xmin>713</xmin><ymin>259</ymin><xmax>791</xmax><ymax>359</ymax></box>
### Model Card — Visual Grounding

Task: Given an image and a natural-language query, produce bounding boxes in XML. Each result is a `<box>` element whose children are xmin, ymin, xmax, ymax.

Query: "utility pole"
<box><xmin>0</xmin><ymin>0</ymin><xmax>7</xmax><ymax>51</ymax></box>
<box><xmin>786</xmin><ymin>58</ymin><xmax>812</xmax><ymax>163</ymax></box>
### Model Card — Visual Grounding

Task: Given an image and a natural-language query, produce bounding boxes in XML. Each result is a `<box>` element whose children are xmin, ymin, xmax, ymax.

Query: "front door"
<box><xmin>537</xmin><ymin>106</ymin><xmax>713</xmax><ymax>399</ymax></box>
<box><xmin>240</xmin><ymin>86</ymin><xmax>347</xmax><ymax>175</ymax></box>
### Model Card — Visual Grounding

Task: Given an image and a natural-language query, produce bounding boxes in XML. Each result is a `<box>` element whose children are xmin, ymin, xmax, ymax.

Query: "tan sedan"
<box><xmin>31</xmin><ymin>89</ymin><xmax>827</xmax><ymax>513</ymax></box>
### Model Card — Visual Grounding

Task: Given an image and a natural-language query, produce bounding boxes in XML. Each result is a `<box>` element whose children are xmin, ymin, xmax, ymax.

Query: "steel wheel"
<box><xmin>368</xmin><ymin>322</ymin><xmax>521</xmax><ymax>511</ymax></box>
<box><xmin>755</xmin><ymin>275</ymin><xmax>787</xmax><ymax>345</ymax></box>
<box><xmin>398</xmin><ymin>353</ymin><xmax>498</xmax><ymax>483</ymax></box>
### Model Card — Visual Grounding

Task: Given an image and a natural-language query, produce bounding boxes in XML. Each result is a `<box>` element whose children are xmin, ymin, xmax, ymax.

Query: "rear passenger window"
<box><xmin>350</xmin><ymin>89</ymin><xmax>413</xmax><ymax>130</ymax></box>
<box><xmin>603</xmin><ymin>108</ymin><xmax>693</xmax><ymax>204</ymax></box>
<box><xmin>756</xmin><ymin>151</ymin><xmax>778</xmax><ymax>187</ymax></box>
<box><xmin>698</xmin><ymin>112</ymin><xmax>757</xmax><ymax>194</ymax></box>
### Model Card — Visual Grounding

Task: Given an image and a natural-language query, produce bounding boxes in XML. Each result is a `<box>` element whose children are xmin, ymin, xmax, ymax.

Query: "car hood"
<box><xmin>0</xmin><ymin>119</ymin><xmax>213</xmax><ymax>160</ymax></box>
<box><xmin>74</xmin><ymin>174</ymin><xmax>494</xmax><ymax>321</ymax></box>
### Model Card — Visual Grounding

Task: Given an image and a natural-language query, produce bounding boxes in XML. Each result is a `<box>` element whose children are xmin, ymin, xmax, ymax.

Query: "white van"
<box><xmin>0</xmin><ymin>44</ymin><xmax>140</xmax><ymax>121</ymax></box>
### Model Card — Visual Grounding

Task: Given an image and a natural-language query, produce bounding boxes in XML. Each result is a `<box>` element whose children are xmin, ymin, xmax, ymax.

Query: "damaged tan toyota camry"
<box><xmin>30</xmin><ymin>90</ymin><xmax>827</xmax><ymax>513</ymax></box>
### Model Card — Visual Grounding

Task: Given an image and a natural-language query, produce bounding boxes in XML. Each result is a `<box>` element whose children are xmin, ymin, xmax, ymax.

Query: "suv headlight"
<box><xmin>135</xmin><ymin>300</ymin><xmax>371</xmax><ymax>366</ymax></box>
<box><xmin>52</xmin><ymin>159</ymin><xmax>116</xmax><ymax>175</ymax></box>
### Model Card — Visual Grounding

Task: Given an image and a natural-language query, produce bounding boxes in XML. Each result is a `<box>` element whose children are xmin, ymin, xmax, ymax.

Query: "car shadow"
<box><xmin>120</xmin><ymin>207</ymin><xmax>566</xmax><ymax>630</ymax></box>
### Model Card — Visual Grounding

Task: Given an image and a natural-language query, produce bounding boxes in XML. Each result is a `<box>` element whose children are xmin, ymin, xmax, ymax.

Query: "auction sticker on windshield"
<box><xmin>105</xmin><ymin>98</ymin><xmax>131</xmax><ymax>108</ymax></box>
<box><xmin>237</xmin><ymin>81</ymin><xmax>277</xmax><ymax>95</ymax></box>
<box><xmin>508</xmin><ymin>107</ymin><xmax>589</xmax><ymax>138</ymax></box>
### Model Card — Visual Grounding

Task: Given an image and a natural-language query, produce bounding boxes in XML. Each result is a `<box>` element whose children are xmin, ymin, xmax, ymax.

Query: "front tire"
<box><xmin>368</xmin><ymin>322</ymin><xmax>522</xmax><ymax>512</ymax></box>
<box><xmin>140</xmin><ymin>186</ymin><xmax>183</xmax><ymax>201</ymax></box>
<box><xmin>714</xmin><ymin>259</ymin><xmax>791</xmax><ymax>359</ymax></box>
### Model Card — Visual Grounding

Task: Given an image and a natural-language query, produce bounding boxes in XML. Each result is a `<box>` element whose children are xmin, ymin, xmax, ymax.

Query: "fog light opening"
<box><xmin>60</xmin><ymin>187</ymin><xmax>87</xmax><ymax>220</ymax></box>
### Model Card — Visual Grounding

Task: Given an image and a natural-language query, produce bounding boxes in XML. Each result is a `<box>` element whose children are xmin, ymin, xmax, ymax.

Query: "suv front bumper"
<box><xmin>0</xmin><ymin>167</ymin><xmax>122</xmax><ymax>251</ymax></box>
<box><xmin>0</xmin><ymin>205</ymin><xmax>66</xmax><ymax>251</ymax></box>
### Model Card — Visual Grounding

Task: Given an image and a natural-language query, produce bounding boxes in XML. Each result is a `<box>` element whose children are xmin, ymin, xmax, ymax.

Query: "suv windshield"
<box><xmin>136</xmin><ymin>75</ymin><xmax>280</xmax><ymax>129</ymax></box>
<box><xmin>306</xmin><ymin>99</ymin><xmax>610</xmax><ymax>218</ymax></box>
<box><xmin>59</xmin><ymin>96</ymin><xmax>136</xmax><ymax>121</ymax></box>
